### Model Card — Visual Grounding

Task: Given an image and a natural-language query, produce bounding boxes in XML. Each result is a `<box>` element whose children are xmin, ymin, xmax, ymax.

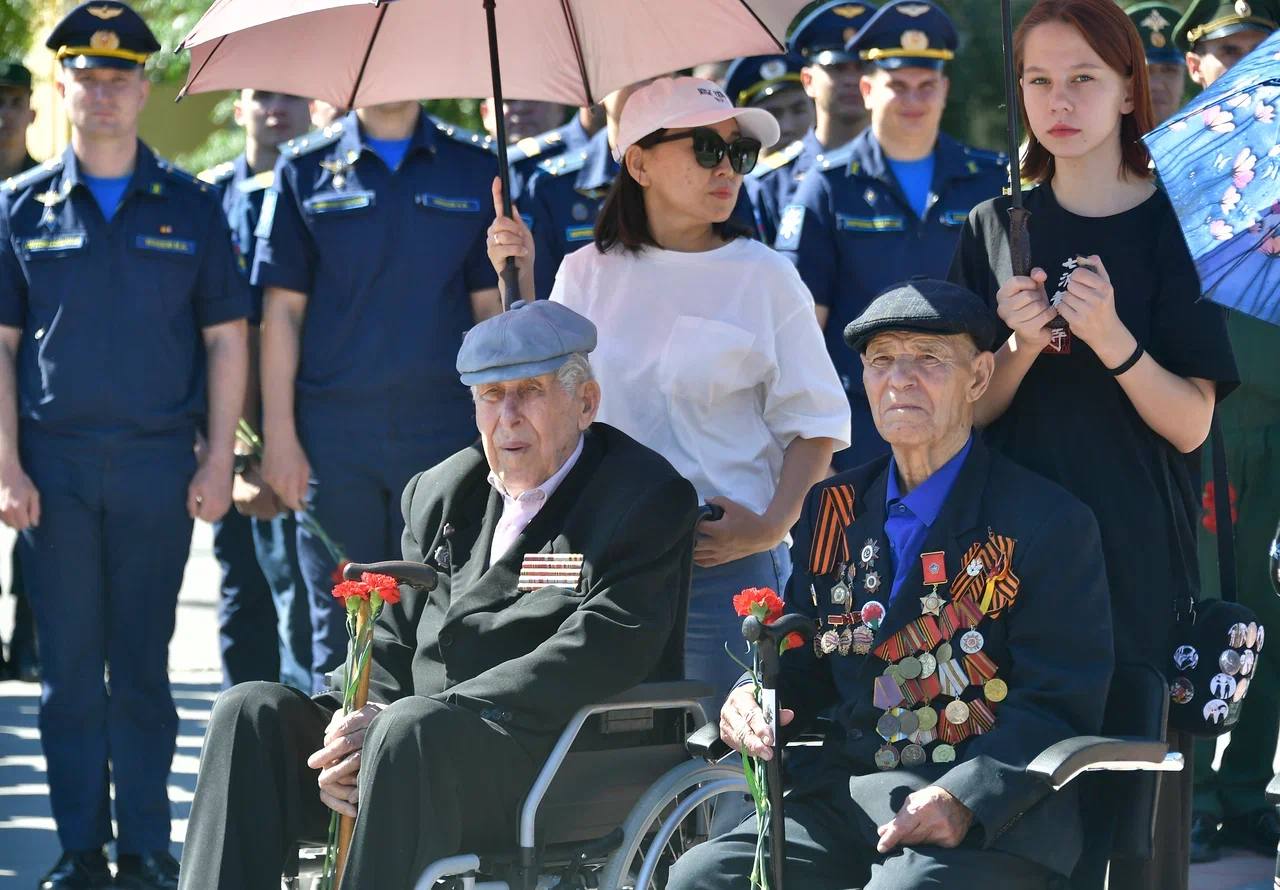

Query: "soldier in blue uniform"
<box><xmin>522</xmin><ymin>79</ymin><xmax>758</xmax><ymax>300</ymax></box>
<box><xmin>0</xmin><ymin>3</ymin><xmax>250</xmax><ymax>887</ymax></box>
<box><xmin>748</xmin><ymin>1</ymin><xmax>878</xmax><ymax>245</ymax></box>
<box><xmin>199</xmin><ymin>89</ymin><xmax>313</xmax><ymax>693</ymax></box>
<box><xmin>503</xmin><ymin>104</ymin><xmax>601</xmax><ymax>202</ymax></box>
<box><xmin>724</xmin><ymin>53</ymin><xmax>814</xmax><ymax>150</ymax></box>
<box><xmin>777</xmin><ymin>0</ymin><xmax>1006</xmax><ymax>470</ymax></box>
<box><xmin>253</xmin><ymin>100</ymin><xmax>500</xmax><ymax>694</ymax></box>
<box><xmin>0</xmin><ymin>58</ymin><xmax>40</xmax><ymax>684</ymax></box>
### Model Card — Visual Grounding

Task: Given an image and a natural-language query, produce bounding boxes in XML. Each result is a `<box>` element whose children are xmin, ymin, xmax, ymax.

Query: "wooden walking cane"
<box><xmin>334</xmin><ymin>597</ymin><xmax>373</xmax><ymax>888</ymax></box>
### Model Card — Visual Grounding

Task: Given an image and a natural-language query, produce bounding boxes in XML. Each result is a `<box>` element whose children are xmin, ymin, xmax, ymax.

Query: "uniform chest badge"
<box><xmin>319</xmin><ymin>157</ymin><xmax>353</xmax><ymax>190</ymax></box>
<box><xmin>516</xmin><ymin>552</ymin><xmax>584</xmax><ymax>592</ymax></box>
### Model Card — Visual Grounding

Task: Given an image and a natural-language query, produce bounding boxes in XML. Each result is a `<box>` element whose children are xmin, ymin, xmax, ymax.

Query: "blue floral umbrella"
<box><xmin>1144</xmin><ymin>30</ymin><xmax>1280</xmax><ymax>327</ymax></box>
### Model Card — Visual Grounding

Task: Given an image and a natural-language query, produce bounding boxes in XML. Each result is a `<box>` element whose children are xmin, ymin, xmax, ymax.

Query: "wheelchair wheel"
<box><xmin>598</xmin><ymin>757</ymin><xmax>748</xmax><ymax>890</ymax></box>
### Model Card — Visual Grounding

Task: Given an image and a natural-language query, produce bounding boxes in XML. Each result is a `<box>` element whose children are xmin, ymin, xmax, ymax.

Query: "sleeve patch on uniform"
<box><xmin>776</xmin><ymin>203</ymin><xmax>806</xmax><ymax>249</ymax></box>
<box><xmin>415</xmin><ymin>193</ymin><xmax>481</xmax><ymax>212</ymax></box>
<box><xmin>255</xmin><ymin>188</ymin><xmax>278</xmax><ymax>239</ymax></box>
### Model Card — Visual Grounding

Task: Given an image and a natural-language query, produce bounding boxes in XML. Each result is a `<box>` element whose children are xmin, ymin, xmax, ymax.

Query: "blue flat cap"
<box><xmin>723</xmin><ymin>53</ymin><xmax>806</xmax><ymax>107</ymax></box>
<box><xmin>847</xmin><ymin>0</ymin><xmax>957</xmax><ymax>70</ymax></box>
<box><xmin>457</xmin><ymin>301</ymin><xmax>597</xmax><ymax>386</ymax></box>
<box><xmin>844</xmin><ymin>277</ymin><xmax>1000</xmax><ymax>352</ymax></box>
<box><xmin>789</xmin><ymin>2</ymin><xmax>879</xmax><ymax>65</ymax></box>
<box><xmin>46</xmin><ymin>1</ymin><xmax>160</xmax><ymax>70</ymax></box>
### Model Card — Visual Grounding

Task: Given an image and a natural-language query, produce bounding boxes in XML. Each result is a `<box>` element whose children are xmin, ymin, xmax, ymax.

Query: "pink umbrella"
<box><xmin>178</xmin><ymin>0</ymin><xmax>808</xmax><ymax>303</ymax></box>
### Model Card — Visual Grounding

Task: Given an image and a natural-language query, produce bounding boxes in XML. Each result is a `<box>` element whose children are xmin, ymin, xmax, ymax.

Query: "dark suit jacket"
<box><xmin>340</xmin><ymin>422</ymin><xmax>698</xmax><ymax>756</ymax></box>
<box><xmin>779</xmin><ymin>436</ymin><xmax>1114</xmax><ymax>877</ymax></box>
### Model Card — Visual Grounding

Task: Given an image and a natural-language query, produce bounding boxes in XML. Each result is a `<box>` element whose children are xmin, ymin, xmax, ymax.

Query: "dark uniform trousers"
<box><xmin>19</xmin><ymin>429</ymin><xmax>195</xmax><ymax>854</ymax></box>
<box><xmin>178</xmin><ymin>682</ymin><xmax>536</xmax><ymax>890</ymax></box>
<box><xmin>214</xmin><ymin>509</ymin><xmax>278</xmax><ymax>685</ymax></box>
<box><xmin>179</xmin><ymin>423</ymin><xmax>698</xmax><ymax>889</ymax></box>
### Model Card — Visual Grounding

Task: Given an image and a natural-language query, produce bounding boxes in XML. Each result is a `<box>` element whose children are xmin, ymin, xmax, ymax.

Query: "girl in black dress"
<box><xmin>950</xmin><ymin>2</ymin><xmax>1237</xmax><ymax>885</ymax></box>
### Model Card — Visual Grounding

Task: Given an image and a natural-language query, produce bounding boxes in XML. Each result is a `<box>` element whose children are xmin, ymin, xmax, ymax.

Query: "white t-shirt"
<box><xmin>551</xmin><ymin>238</ymin><xmax>851</xmax><ymax>515</ymax></box>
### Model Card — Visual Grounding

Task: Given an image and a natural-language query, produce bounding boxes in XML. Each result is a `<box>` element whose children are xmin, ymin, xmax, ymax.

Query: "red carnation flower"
<box><xmin>733</xmin><ymin>587</ymin><xmax>784</xmax><ymax>623</ymax></box>
<box><xmin>362</xmin><ymin>572</ymin><xmax>401</xmax><ymax>606</ymax></box>
<box><xmin>331</xmin><ymin>579</ymin><xmax>369</xmax><ymax>602</ymax></box>
<box><xmin>780</xmin><ymin>631</ymin><xmax>804</xmax><ymax>653</ymax></box>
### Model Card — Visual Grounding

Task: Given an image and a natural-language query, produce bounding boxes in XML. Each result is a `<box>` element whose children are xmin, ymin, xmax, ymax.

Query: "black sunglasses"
<box><xmin>648</xmin><ymin>127</ymin><xmax>762</xmax><ymax>175</ymax></box>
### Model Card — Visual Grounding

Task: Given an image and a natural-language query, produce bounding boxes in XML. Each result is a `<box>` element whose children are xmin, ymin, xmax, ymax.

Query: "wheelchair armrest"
<box><xmin>687</xmin><ymin>720</ymin><xmax>731</xmax><ymax>762</ymax></box>
<box><xmin>1027</xmin><ymin>735</ymin><xmax>1183</xmax><ymax>791</ymax></box>
<box><xmin>1266</xmin><ymin>773</ymin><xmax>1280</xmax><ymax>805</ymax></box>
<box><xmin>517</xmin><ymin>681</ymin><xmax>716</xmax><ymax>853</ymax></box>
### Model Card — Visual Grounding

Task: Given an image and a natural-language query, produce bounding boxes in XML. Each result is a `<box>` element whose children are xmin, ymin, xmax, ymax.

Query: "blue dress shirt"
<box><xmin>883</xmin><ymin>435</ymin><xmax>973</xmax><ymax>604</ymax></box>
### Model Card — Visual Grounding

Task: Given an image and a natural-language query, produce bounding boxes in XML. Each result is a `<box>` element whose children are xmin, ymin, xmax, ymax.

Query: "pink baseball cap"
<box><xmin>612</xmin><ymin>76</ymin><xmax>782</xmax><ymax>163</ymax></box>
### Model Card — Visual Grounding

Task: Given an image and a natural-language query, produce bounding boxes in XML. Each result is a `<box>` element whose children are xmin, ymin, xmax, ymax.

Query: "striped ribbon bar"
<box><xmin>937</xmin><ymin>714</ymin><xmax>972</xmax><ymax>745</ymax></box>
<box><xmin>517</xmin><ymin>553</ymin><xmax>584</xmax><ymax>592</ymax></box>
<box><xmin>919</xmin><ymin>673</ymin><xmax>942</xmax><ymax>702</ymax></box>
<box><xmin>809</xmin><ymin>484</ymin><xmax>855</xmax><ymax>576</ymax></box>
<box><xmin>964</xmin><ymin>651</ymin><xmax>999</xmax><ymax>685</ymax></box>
<box><xmin>968</xmin><ymin>699</ymin><xmax>996</xmax><ymax>735</ymax></box>
<box><xmin>937</xmin><ymin>658</ymin><xmax>968</xmax><ymax>697</ymax></box>
<box><xmin>911</xmin><ymin>727</ymin><xmax>937</xmax><ymax>746</ymax></box>
<box><xmin>900</xmin><ymin>678</ymin><xmax>924</xmax><ymax>706</ymax></box>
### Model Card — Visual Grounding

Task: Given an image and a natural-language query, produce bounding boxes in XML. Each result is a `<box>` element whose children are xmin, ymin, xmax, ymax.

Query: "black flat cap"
<box><xmin>843</xmin><ymin>276</ymin><xmax>1000</xmax><ymax>353</ymax></box>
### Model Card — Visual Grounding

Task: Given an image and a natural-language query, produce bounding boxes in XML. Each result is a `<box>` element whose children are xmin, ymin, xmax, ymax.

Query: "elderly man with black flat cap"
<box><xmin>669</xmin><ymin>278</ymin><xmax>1114</xmax><ymax>890</ymax></box>
<box><xmin>178</xmin><ymin>301</ymin><xmax>698</xmax><ymax>890</ymax></box>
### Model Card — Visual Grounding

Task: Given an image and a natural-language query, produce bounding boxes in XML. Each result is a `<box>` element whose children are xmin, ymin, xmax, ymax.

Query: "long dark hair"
<box><xmin>1014</xmin><ymin>0</ymin><xmax>1154</xmax><ymax>183</ymax></box>
<box><xmin>594</xmin><ymin>128</ymin><xmax>745</xmax><ymax>253</ymax></box>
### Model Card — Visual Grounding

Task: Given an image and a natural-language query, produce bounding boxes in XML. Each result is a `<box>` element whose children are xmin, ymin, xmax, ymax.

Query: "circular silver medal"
<box><xmin>874</xmin><ymin>744</ymin><xmax>899</xmax><ymax>770</ymax></box>
<box><xmin>936</xmin><ymin>642</ymin><xmax>953</xmax><ymax>663</ymax></box>
<box><xmin>876</xmin><ymin>712</ymin><xmax>902</xmax><ymax>741</ymax></box>
<box><xmin>1228</xmin><ymin>623</ymin><xmax>1248</xmax><ymax>648</ymax></box>
<box><xmin>1219</xmin><ymin>649</ymin><xmax>1243</xmax><ymax>676</ymax></box>
<box><xmin>901</xmin><ymin>743</ymin><xmax>927</xmax><ymax>767</ymax></box>
<box><xmin>918</xmin><ymin>652</ymin><xmax>938</xmax><ymax>679</ymax></box>
<box><xmin>960</xmin><ymin>629</ymin><xmax>984</xmax><ymax>655</ymax></box>
<box><xmin>897</xmin><ymin>709</ymin><xmax>920</xmax><ymax>736</ymax></box>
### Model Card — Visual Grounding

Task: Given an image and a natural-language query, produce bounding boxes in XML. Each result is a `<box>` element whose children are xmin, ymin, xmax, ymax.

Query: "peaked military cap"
<box><xmin>844</xmin><ymin>277</ymin><xmax>1000</xmax><ymax>353</ymax></box>
<box><xmin>457</xmin><ymin>301</ymin><xmax>598</xmax><ymax>386</ymax></box>
<box><xmin>723</xmin><ymin>53</ymin><xmax>806</xmax><ymax>107</ymax></box>
<box><xmin>46</xmin><ymin>1</ymin><xmax>160</xmax><ymax>70</ymax></box>
<box><xmin>0</xmin><ymin>59</ymin><xmax>31</xmax><ymax>89</ymax></box>
<box><xmin>1174</xmin><ymin>0</ymin><xmax>1279</xmax><ymax>51</ymax></box>
<box><xmin>847</xmin><ymin>0</ymin><xmax>957</xmax><ymax>70</ymax></box>
<box><xmin>1126</xmin><ymin>3</ymin><xmax>1185</xmax><ymax>64</ymax></box>
<box><xmin>788</xmin><ymin>1</ymin><xmax>880</xmax><ymax>65</ymax></box>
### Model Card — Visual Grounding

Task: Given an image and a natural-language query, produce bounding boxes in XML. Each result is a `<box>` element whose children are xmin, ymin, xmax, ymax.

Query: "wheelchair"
<box><xmin>285</xmin><ymin>562</ymin><xmax>1185</xmax><ymax>890</ymax></box>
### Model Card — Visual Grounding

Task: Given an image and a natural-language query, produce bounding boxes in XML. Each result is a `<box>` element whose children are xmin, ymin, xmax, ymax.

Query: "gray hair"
<box><xmin>469</xmin><ymin>353</ymin><xmax>594</xmax><ymax>399</ymax></box>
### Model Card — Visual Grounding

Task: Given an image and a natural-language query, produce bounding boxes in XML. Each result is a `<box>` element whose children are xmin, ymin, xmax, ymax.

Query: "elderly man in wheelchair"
<box><xmin>177</xmin><ymin>300</ymin><xmax>700</xmax><ymax>890</ymax></box>
<box><xmin>668</xmin><ymin>279</ymin><xmax>1127</xmax><ymax>890</ymax></box>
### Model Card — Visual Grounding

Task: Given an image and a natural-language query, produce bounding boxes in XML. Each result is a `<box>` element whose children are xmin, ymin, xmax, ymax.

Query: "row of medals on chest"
<box><xmin>813</xmin><ymin>538</ymin><xmax>1006</xmax><ymax>771</ymax></box>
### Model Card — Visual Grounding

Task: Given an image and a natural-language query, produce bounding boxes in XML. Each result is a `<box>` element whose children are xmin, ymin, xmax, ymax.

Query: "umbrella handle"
<box><xmin>482</xmin><ymin>0</ymin><xmax>524</xmax><ymax>308</ymax></box>
<box><xmin>1008</xmin><ymin>206</ymin><xmax>1032</xmax><ymax>278</ymax></box>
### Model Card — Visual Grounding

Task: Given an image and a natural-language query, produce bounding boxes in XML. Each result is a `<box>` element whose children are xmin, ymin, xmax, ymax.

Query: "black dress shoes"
<box><xmin>38</xmin><ymin>850</ymin><xmax>112</xmax><ymax>890</ymax></box>
<box><xmin>1189</xmin><ymin>811</ymin><xmax>1222</xmax><ymax>863</ymax></box>
<box><xmin>1221</xmin><ymin>807</ymin><xmax>1280</xmax><ymax>856</ymax></box>
<box><xmin>113</xmin><ymin>851</ymin><xmax>179</xmax><ymax>890</ymax></box>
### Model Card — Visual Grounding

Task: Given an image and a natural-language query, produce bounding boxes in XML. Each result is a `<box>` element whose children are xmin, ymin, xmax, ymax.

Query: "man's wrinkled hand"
<box><xmin>308</xmin><ymin>703</ymin><xmax>384</xmax><ymax>817</ymax></box>
<box><xmin>876</xmin><ymin>785</ymin><xmax>973</xmax><ymax>853</ymax></box>
<box><xmin>718</xmin><ymin>684</ymin><xmax>793</xmax><ymax>761</ymax></box>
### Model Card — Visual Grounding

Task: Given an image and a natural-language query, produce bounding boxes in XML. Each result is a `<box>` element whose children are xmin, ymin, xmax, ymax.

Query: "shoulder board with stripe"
<box><xmin>2</xmin><ymin>157</ymin><xmax>63</xmax><ymax>193</ymax></box>
<box><xmin>507</xmin><ymin>128</ymin><xmax>564</xmax><ymax>164</ymax></box>
<box><xmin>538</xmin><ymin>149</ymin><xmax>588</xmax><ymax>177</ymax></box>
<box><xmin>156</xmin><ymin>157</ymin><xmax>212</xmax><ymax>193</ymax></box>
<box><xmin>962</xmin><ymin>145</ymin><xmax>1008</xmax><ymax>166</ymax></box>
<box><xmin>197</xmin><ymin>160</ymin><xmax>236</xmax><ymax>185</ymax></box>
<box><xmin>748</xmin><ymin>139</ymin><xmax>805</xmax><ymax>179</ymax></box>
<box><xmin>281</xmin><ymin>122</ymin><xmax>346</xmax><ymax>159</ymax></box>
<box><xmin>236</xmin><ymin>170</ymin><xmax>275</xmax><ymax>193</ymax></box>
<box><xmin>434</xmin><ymin>120</ymin><xmax>497</xmax><ymax>154</ymax></box>
<box><xmin>814</xmin><ymin>144</ymin><xmax>856</xmax><ymax>173</ymax></box>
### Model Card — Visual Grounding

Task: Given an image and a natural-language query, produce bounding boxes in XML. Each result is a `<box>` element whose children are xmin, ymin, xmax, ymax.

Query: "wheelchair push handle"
<box><xmin>742</xmin><ymin>613</ymin><xmax>815</xmax><ymax>689</ymax></box>
<box><xmin>343</xmin><ymin>560</ymin><xmax>439</xmax><ymax>592</ymax></box>
<box><xmin>697</xmin><ymin>503</ymin><xmax>725</xmax><ymax>523</ymax></box>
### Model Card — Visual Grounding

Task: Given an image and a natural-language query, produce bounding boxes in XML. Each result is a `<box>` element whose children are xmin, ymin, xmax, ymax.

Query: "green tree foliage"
<box><xmin>0</xmin><ymin>1</ymin><xmax>36</xmax><ymax>61</ymax></box>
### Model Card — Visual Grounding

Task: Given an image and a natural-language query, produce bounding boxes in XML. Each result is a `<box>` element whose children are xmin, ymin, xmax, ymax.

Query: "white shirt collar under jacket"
<box><xmin>487</xmin><ymin>434</ymin><xmax>585</xmax><ymax>562</ymax></box>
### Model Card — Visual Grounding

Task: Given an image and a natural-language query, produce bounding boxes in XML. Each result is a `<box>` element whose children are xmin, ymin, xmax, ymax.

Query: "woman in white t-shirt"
<box><xmin>486</xmin><ymin>77</ymin><xmax>851</xmax><ymax>709</ymax></box>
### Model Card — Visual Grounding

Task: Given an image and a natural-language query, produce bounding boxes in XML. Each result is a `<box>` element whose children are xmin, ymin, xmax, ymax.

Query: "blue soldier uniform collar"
<box><xmin>59</xmin><ymin>139</ymin><xmax>173</xmax><ymax>203</ymax></box>
<box><xmin>575</xmin><ymin>129</ymin><xmax>618</xmax><ymax>197</ymax></box>
<box><xmin>848</xmin><ymin>128</ymin><xmax>986</xmax><ymax>183</ymax></box>
<box><xmin>336</xmin><ymin>108</ymin><xmax>440</xmax><ymax>168</ymax></box>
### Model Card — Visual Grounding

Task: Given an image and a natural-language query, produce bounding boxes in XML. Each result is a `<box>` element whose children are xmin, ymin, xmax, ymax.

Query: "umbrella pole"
<box><xmin>483</xmin><ymin>0</ymin><xmax>523</xmax><ymax>309</ymax></box>
<box><xmin>1000</xmin><ymin>0</ymin><xmax>1032</xmax><ymax>278</ymax></box>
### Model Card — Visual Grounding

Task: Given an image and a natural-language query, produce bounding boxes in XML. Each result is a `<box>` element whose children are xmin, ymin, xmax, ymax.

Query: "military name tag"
<box><xmin>836</xmin><ymin>213</ymin><xmax>905</xmax><ymax>233</ymax></box>
<box><xmin>516</xmin><ymin>552</ymin><xmax>584</xmax><ymax>592</ymax></box>
<box><xmin>305</xmin><ymin>191</ymin><xmax>375</xmax><ymax>214</ymax></box>
<box><xmin>135</xmin><ymin>235</ymin><xmax>197</xmax><ymax>256</ymax></box>
<box><xmin>416</xmin><ymin>193</ymin><xmax>481</xmax><ymax>212</ymax></box>
<box><xmin>564</xmin><ymin>225</ymin><xmax>595</xmax><ymax>242</ymax></box>
<box><xmin>22</xmin><ymin>233</ymin><xmax>86</xmax><ymax>254</ymax></box>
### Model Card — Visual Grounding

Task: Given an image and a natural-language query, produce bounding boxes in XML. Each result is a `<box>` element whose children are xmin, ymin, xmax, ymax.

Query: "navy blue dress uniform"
<box><xmin>524</xmin><ymin>128</ymin><xmax>761</xmax><ymax>300</ymax></box>
<box><xmin>668</xmin><ymin>282</ymin><xmax>1115</xmax><ymax>890</ymax></box>
<box><xmin>777</xmin><ymin>1</ymin><xmax>1006</xmax><ymax>471</ymax></box>
<box><xmin>747</xmin><ymin>2</ymin><xmax>879</xmax><ymax>246</ymax></box>
<box><xmin>252</xmin><ymin>109</ymin><xmax>498</xmax><ymax>692</ymax></box>
<box><xmin>505</xmin><ymin>113</ymin><xmax>592</xmax><ymax>202</ymax></box>
<box><xmin>0</xmin><ymin>1</ymin><xmax>251</xmax><ymax>872</ymax></box>
<box><xmin>199</xmin><ymin>156</ymin><xmax>312</xmax><ymax>692</ymax></box>
<box><xmin>178</xmin><ymin>303</ymin><xmax>699</xmax><ymax>890</ymax></box>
